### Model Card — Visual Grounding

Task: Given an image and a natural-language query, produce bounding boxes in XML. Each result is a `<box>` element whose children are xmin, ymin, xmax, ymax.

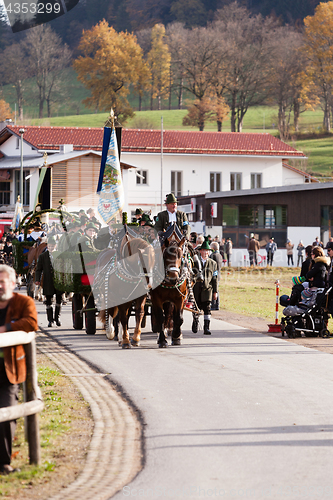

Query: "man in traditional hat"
<box><xmin>69</xmin><ymin>216</ymin><xmax>87</xmax><ymax>248</ymax></box>
<box><xmin>87</xmin><ymin>208</ymin><xmax>101</xmax><ymax>230</ymax></box>
<box><xmin>78</xmin><ymin>223</ymin><xmax>99</xmax><ymax>252</ymax></box>
<box><xmin>192</xmin><ymin>238</ymin><xmax>218</xmax><ymax>335</ymax></box>
<box><xmin>134</xmin><ymin>208</ymin><xmax>143</xmax><ymax>224</ymax></box>
<box><xmin>35</xmin><ymin>236</ymin><xmax>63</xmax><ymax>327</ymax></box>
<box><xmin>154</xmin><ymin>193</ymin><xmax>190</xmax><ymax>237</ymax></box>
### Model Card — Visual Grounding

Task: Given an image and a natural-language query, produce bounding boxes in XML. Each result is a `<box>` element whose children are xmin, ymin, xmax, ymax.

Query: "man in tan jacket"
<box><xmin>0</xmin><ymin>265</ymin><xmax>38</xmax><ymax>474</ymax></box>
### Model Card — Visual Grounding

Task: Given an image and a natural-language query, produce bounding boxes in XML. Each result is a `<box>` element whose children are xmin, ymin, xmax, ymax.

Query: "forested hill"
<box><xmin>0</xmin><ymin>0</ymin><xmax>329</xmax><ymax>50</ymax></box>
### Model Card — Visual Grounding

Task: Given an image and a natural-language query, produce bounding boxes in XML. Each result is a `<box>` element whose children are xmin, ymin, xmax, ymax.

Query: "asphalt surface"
<box><xmin>36</xmin><ymin>300</ymin><xmax>333</xmax><ymax>500</ymax></box>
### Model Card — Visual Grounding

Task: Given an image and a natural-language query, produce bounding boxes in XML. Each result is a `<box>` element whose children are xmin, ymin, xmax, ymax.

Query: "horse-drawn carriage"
<box><xmin>12</xmin><ymin>208</ymin><xmax>66</xmax><ymax>298</ymax></box>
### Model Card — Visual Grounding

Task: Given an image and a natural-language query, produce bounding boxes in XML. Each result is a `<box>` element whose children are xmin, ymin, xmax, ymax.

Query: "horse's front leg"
<box><xmin>154</xmin><ymin>306</ymin><xmax>167</xmax><ymax>348</ymax></box>
<box><xmin>119</xmin><ymin>306</ymin><xmax>131</xmax><ymax>349</ymax></box>
<box><xmin>132</xmin><ymin>297</ymin><xmax>146</xmax><ymax>347</ymax></box>
<box><xmin>172</xmin><ymin>300</ymin><xmax>185</xmax><ymax>345</ymax></box>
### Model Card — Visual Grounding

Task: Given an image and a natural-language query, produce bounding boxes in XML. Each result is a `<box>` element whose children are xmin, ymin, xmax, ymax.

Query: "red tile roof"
<box><xmin>4</xmin><ymin>125</ymin><xmax>306</xmax><ymax>157</ymax></box>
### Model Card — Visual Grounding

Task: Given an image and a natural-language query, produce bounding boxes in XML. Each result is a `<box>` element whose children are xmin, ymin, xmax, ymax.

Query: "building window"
<box><xmin>210</xmin><ymin>172</ymin><xmax>221</xmax><ymax>192</ymax></box>
<box><xmin>136</xmin><ymin>170</ymin><xmax>147</xmax><ymax>185</ymax></box>
<box><xmin>16</xmin><ymin>137</ymin><xmax>20</xmax><ymax>150</ymax></box>
<box><xmin>222</xmin><ymin>203</ymin><xmax>287</xmax><ymax>247</ymax></box>
<box><xmin>0</xmin><ymin>182</ymin><xmax>10</xmax><ymax>205</ymax></box>
<box><xmin>15</xmin><ymin>170</ymin><xmax>30</xmax><ymax>206</ymax></box>
<box><xmin>251</xmin><ymin>173</ymin><xmax>262</xmax><ymax>189</ymax></box>
<box><xmin>230</xmin><ymin>173</ymin><xmax>241</xmax><ymax>191</ymax></box>
<box><xmin>171</xmin><ymin>171</ymin><xmax>182</xmax><ymax>197</ymax></box>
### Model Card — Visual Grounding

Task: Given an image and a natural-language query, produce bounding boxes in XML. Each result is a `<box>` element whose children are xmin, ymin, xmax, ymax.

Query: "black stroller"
<box><xmin>280</xmin><ymin>286</ymin><xmax>333</xmax><ymax>339</ymax></box>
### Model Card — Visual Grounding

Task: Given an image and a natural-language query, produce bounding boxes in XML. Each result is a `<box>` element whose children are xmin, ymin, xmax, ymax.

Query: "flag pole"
<box><xmin>161</xmin><ymin>116</ymin><xmax>163</xmax><ymax>211</ymax></box>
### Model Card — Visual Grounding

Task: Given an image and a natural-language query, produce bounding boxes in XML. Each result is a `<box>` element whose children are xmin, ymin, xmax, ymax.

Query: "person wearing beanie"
<box><xmin>35</xmin><ymin>237</ymin><xmax>63</xmax><ymax>327</ymax></box>
<box><xmin>192</xmin><ymin>238</ymin><xmax>218</xmax><ymax>335</ymax></box>
<box><xmin>154</xmin><ymin>193</ymin><xmax>190</xmax><ymax>238</ymax></box>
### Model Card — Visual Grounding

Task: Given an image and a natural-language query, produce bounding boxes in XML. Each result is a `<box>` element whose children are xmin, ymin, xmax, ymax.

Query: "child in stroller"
<box><xmin>280</xmin><ymin>246</ymin><xmax>332</xmax><ymax>338</ymax></box>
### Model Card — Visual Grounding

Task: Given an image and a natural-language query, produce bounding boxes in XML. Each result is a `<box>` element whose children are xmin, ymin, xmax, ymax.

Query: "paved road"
<box><xmin>37</xmin><ymin>301</ymin><xmax>333</xmax><ymax>500</ymax></box>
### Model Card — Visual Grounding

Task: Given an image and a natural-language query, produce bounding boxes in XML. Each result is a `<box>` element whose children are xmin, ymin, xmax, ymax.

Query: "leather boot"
<box><xmin>47</xmin><ymin>306</ymin><xmax>54</xmax><ymax>327</ymax></box>
<box><xmin>192</xmin><ymin>314</ymin><xmax>199</xmax><ymax>333</ymax></box>
<box><xmin>55</xmin><ymin>304</ymin><xmax>61</xmax><ymax>327</ymax></box>
<box><xmin>204</xmin><ymin>319</ymin><xmax>211</xmax><ymax>335</ymax></box>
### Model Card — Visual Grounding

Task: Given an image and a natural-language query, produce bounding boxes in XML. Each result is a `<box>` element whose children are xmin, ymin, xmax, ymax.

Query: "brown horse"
<box><xmin>150</xmin><ymin>224</ymin><xmax>190</xmax><ymax>347</ymax></box>
<box><xmin>95</xmin><ymin>235</ymin><xmax>155</xmax><ymax>348</ymax></box>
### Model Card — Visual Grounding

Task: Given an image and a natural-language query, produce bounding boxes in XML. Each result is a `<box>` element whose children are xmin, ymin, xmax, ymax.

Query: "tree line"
<box><xmin>73</xmin><ymin>1</ymin><xmax>333</xmax><ymax>137</ymax></box>
<box><xmin>0</xmin><ymin>0</ymin><xmax>328</xmax><ymax>51</ymax></box>
<box><xmin>1</xmin><ymin>1</ymin><xmax>333</xmax><ymax>138</ymax></box>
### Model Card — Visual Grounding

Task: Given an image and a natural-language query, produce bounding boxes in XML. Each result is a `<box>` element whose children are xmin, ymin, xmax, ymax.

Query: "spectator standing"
<box><xmin>0</xmin><ymin>265</ymin><xmax>38</xmax><ymax>474</ymax></box>
<box><xmin>297</xmin><ymin>240</ymin><xmax>305</xmax><ymax>267</ymax></box>
<box><xmin>312</xmin><ymin>237</ymin><xmax>323</xmax><ymax>248</ymax></box>
<box><xmin>220</xmin><ymin>238</ymin><xmax>227</xmax><ymax>266</ymax></box>
<box><xmin>286</xmin><ymin>239</ymin><xmax>294</xmax><ymax>266</ymax></box>
<box><xmin>265</xmin><ymin>237</ymin><xmax>277</xmax><ymax>266</ymax></box>
<box><xmin>301</xmin><ymin>245</ymin><xmax>313</xmax><ymax>278</ymax></box>
<box><xmin>225</xmin><ymin>238</ymin><xmax>233</xmax><ymax>266</ymax></box>
<box><xmin>248</xmin><ymin>233</ymin><xmax>260</xmax><ymax>267</ymax></box>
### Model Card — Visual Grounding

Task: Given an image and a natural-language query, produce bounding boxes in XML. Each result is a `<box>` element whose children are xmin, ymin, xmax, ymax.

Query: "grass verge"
<box><xmin>0</xmin><ymin>349</ymin><xmax>93</xmax><ymax>500</ymax></box>
<box><xmin>218</xmin><ymin>266</ymin><xmax>333</xmax><ymax>330</ymax></box>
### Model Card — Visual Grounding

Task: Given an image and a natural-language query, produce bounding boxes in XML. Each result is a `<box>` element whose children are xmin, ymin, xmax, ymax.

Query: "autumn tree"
<box><xmin>25</xmin><ymin>25</ymin><xmax>72</xmax><ymax>118</ymax></box>
<box><xmin>168</xmin><ymin>24</ymin><xmax>222</xmax><ymax>107</ymax></box>
<box><xmin>147</xmin><ymin>24</ymin><xmax>171</xmax><ymax>110</ymax></box>
<box><xmin>213</xmin><ymin>3</ymin><xmax>279</xmax><ymax>132</ymax></box>
<box><xmin>303</xmin><ymin>1</ymin><xmax>333</xmax><ymax>132</ymax></box>
<box><xmin>73</xmin><ymin>20</ymin><xmax>150</xmax><ymax>120</ymax></box>
<box><xmin>183</xmin><ymin>96</ymin><xmax>229</xmax><ymax>131</ymax></box>
<box><xmin>0</xmin><ymin>98</ymin><xmax>13</xmax><ymax>122</ymax></box>
<box><xmin>0</xmin><ymin>42</ymin><xmax>28</xmax><ymax>120</ymax></box>
<box><xmin>166</xmin><ymin>22</ymin><xmax>188</xmax><ymax>110</ymax></box>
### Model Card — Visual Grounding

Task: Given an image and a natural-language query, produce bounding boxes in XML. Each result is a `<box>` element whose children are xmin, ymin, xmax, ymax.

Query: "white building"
<box><xmin>0</xmin><ymin>124</ymin><xmax>312</xmax><ymax>227</ymax></box>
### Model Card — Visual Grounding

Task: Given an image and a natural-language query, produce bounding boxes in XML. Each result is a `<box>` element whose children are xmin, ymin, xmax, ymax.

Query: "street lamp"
<box><xmin>19</xmin><ymin>128</ymin><xmax>25</xmax><ymax>206</ymax></box>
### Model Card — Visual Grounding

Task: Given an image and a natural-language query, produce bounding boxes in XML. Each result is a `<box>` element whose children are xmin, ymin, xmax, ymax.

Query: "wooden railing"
<box><xmin>0</xmin><ymin>331</ymin><xmax>44</xmax><ymax>465</ymax></box>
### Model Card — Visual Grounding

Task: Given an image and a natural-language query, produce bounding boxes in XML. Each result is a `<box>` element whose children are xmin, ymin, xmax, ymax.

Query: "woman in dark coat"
<box><xmin>306</xmin><ymin>246</ymin><xmax>330</xmax><ymax>288</ymax></box>
<box><xmin>300</xmin><ymin>245</ymin><xmax>313</xmax><ymax>278</ymax></box>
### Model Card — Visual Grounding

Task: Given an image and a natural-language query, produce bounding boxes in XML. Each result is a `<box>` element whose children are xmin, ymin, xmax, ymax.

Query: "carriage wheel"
<box><xmin>85</xmin><ymin>295</ymin><xmax>96</xmax><ymax>335</ymax></box>
<box><xmin>286</xmin><ymin>324</ymin><xmax>296</xmax><ymax>338</ymax></box>
<box><xmin>320</xmin><ymin>328</ymin><xmax>330</xmax><ymax>338</ymax></box>
<box><xmin>72</xmin><ymin>293</ymin><xmax>83</xmax><ymax>330</ymax></box>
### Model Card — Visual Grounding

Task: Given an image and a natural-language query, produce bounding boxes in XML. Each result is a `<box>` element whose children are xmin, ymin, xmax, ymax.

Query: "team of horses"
<box><xmin>94</xmin><ymin>223</ymin><xmax>195</xmax><ymax>348</ymax></box>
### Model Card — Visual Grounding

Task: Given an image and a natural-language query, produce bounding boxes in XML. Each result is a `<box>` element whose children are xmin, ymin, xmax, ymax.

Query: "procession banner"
<box><xmin>11</xmin><ymin>197</ymin><xmax>23</xmax><ymax>230</ymax></box>
<box><xmin>33</xmin><ymin>166</ymin><xmax>48</xmax><ymax>210</ymax></box>
<box><xmin>97</xmin><ymin>127</ymin><xmax>124</xmax><ymax>224</ymax></box>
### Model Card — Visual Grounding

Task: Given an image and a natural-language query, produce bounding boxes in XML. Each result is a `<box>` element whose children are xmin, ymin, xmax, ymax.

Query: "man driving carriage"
<box><xmin>154</xmin><ymin>193</ymin><xmax>190</xmax><ymax>238</ymax></box>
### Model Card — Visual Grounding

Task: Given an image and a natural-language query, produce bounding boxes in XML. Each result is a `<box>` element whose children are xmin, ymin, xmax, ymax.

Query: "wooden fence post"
<box><xmin>24</xmin><ymin>338</ymin><xmax>41</xmax><ymax>465</ymax></box>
